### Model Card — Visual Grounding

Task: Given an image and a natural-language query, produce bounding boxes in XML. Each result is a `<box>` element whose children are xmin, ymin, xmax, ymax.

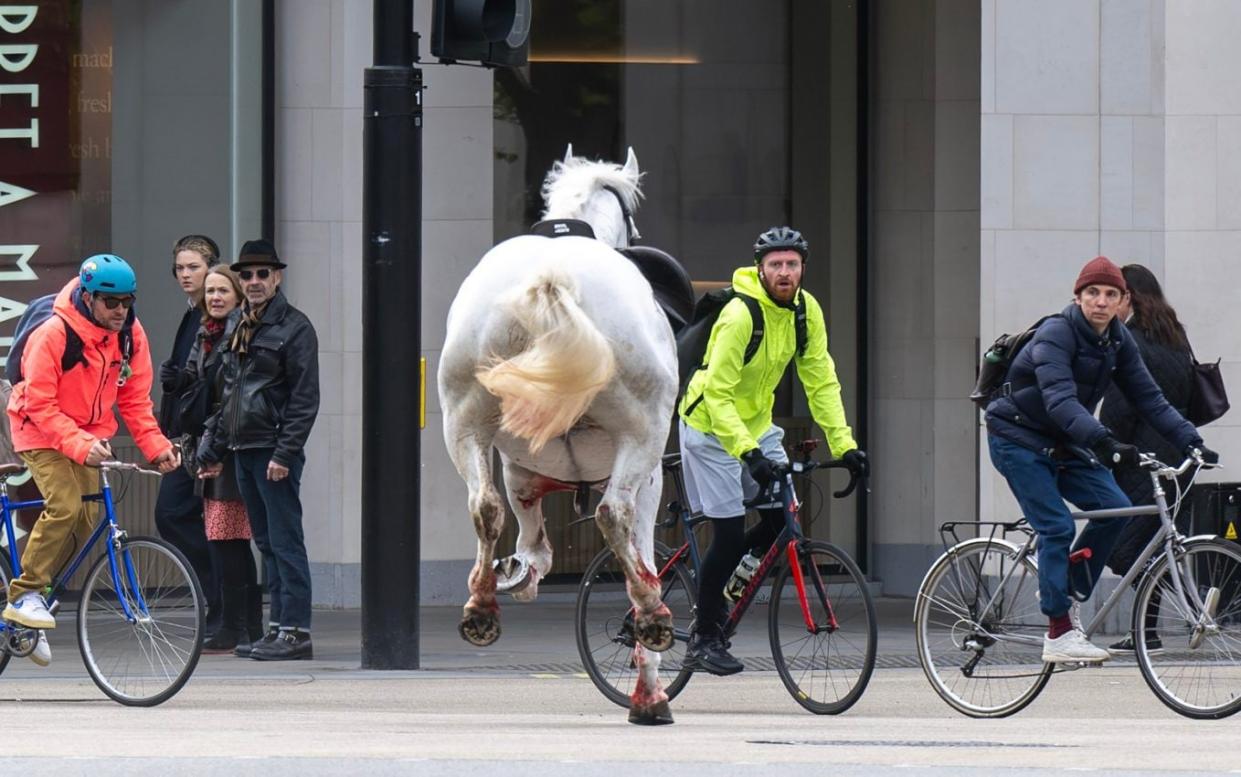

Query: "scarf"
<box><xmin>201</xmin><ymin>317</ymin><xmax>228</xmax><ymax>356</ymax></box>
<box><xmin>229</xmin><ymin>300</ymin><xmax>269</xmax><ymax>355</ymax></box>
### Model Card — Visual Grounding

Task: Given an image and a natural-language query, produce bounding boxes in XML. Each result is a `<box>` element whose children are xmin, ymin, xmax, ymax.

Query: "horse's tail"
<box><xmin>476</xmin><ymin>264</ymin><xmax>616</xmax><ymax>453</ymax></box>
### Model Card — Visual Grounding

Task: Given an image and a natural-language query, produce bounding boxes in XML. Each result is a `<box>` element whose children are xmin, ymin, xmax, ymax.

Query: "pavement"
<box><xmin>2</xmin><ymin>594</ymin><xmax>1239</xmax><ymax>775</ymax></box>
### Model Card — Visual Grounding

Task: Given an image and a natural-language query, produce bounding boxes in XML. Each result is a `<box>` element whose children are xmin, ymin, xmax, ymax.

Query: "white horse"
<box><xmin>438</xmin><ymin>147</ymin><xmax>679</xmax><ymax>725</ymax></box>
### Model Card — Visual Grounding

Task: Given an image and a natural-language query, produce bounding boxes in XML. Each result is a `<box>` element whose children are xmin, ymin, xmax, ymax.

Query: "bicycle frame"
<box><xmin>0</xmin><ymin>467</ymin><xmax>150</xmax><ymax>627</ymax></box>
<box><xmin>723</xmin><ymin>474</ymin><xmax>836</xmax><ymax>635</ymax></box>
<box><xmin>658</xmin><ymin>463</ymin><xmax>837</xmax><ymax>638</ymax></box>
<box><xmin>942</xmin><ymin>459</ymin><xmax>1208</xmax><ymax>652</ymax></box>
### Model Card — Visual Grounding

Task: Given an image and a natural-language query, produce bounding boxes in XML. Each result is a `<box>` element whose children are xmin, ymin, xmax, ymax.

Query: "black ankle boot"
<box><xmin>203</xmin><ymin>584</ymin><xmax>248</xmax><ymax>652</ymax></box>
<box><xmin>251</xmin><ymin>629</ymin><xmax>313</xmax><ymax>661</ymax></box>
<box><xmin>235</xmin><ymin>626</ymin><xmax>278</xmax><ymax>658</ymax></box>
<box><xmin>204</xmin><ymin>627</ymin><xmax>245</xmax><ymax>652</ymax></box>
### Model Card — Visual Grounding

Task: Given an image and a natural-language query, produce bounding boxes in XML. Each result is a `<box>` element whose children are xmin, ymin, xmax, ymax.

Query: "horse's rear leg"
<box><xmin>596</xmin><ymin>463</ymin><xmax>674</xmax><ymax>652</ymax></box>
<box><xmin>596</xmin><ymin>459</ymin><xmax>674</xmax><ymax>724</ymax></box>
<box><xmin>497</xmin><ymin>459</ymin><xmax>558</xmax><ymax>602</ymax></box>
<box><xmin>627</xmin><ymin>644</ymin><xmax>672</xmax><ymax>726</ymax></box>
<box><xmin>445</xmin><ymin>412</ymin><xmax>506</xmax><ymax>646</ymax></box>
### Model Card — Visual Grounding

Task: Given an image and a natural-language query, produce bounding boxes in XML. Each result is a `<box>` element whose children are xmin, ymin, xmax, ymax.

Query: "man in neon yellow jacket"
<box><xmin>678</xmin><ymin>226</ymin><xmax>868</xmax><ymax>675</ymax></box>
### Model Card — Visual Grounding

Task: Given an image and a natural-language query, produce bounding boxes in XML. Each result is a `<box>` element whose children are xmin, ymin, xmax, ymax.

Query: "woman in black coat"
<box><xmin>180</xmin><ymin>266</ymin><xmax>263</xmax><ymax>653</ymax></box>
<box><xmin>1102</xmin><ymin>264</ymin><xmax>1198</xmax><ymax>651</ymax></box>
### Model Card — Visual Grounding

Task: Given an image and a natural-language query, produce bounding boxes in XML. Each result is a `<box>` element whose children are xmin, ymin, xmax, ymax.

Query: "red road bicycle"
<box><xmin>575</xmin><ymin>439</ymin><xmax>877</xmax><ymax>714</ymax></box>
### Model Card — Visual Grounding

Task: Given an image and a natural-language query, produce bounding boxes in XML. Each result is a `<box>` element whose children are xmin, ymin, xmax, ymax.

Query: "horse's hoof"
<box><xmin>634</xmin><ymin>615</ymin><xmax>675</xmax><ymax>653</ymax></box>
<box><xmin>493</xmin><ymin>556</ymin><xmax>533</xmax><ymax>595</ymax></box>
<box><xmin>458</xmin><ymin>611</ymin><xmax>501</xmax><ymax>646</ymax></box>
<box><xmin>628</xmin><ymin>700</ymin><xmax>674</xmax><ymax>726</ymax></box>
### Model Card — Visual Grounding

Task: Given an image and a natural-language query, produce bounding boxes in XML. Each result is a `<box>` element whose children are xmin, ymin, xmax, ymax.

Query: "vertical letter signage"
<box><xmin>0</xmin><ymin>2</ymin><xmax>112</xmax><ymax>368</ymax></box>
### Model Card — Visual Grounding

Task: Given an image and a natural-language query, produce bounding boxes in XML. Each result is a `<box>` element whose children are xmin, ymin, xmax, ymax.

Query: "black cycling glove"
<box><xmin>741</xmin><ymin>449</ymin><xmax>776</xmax><ymax>488</ymax></box>
<box><xmin>1092</xmin><ymin>436</ymin><xmax>1140</xmax><ymax>470</ymax></box>
<box><xmin>841</xmin><ymin>448</ymin><xmax>869</xmax><ymax>477</ymax></box>
<box><xmin>1186</xmin><ymin>444</ymin><xmax>1220</xmax><ymax>465</ymax></box>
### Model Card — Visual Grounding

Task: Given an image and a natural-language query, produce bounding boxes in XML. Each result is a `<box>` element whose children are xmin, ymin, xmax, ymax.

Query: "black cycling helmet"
<box><xmin>753</xmin><ymin>226</ymin><xmax>809</xmax><ymax>263</ymax></box>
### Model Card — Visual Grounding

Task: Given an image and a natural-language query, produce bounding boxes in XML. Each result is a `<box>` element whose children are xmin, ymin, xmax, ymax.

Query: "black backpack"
<box><xmin>6</xmin><ymin>293</ymin><xmax>133</xmax><ymax>384</ymax></box>
<box><xmin>969</xmin><ymin>314</ymin><xmax>1059</xmax><ymax>408</ymax></box>
<box><xmin>675</xmin><ymin>287</ymin><xmax>807</xmax><ymax>397</ymax></box>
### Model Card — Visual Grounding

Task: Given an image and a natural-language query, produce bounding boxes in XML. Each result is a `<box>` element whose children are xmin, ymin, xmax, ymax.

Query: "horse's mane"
<box><xmin>540</xmin><ymin>156</ymin><xmax>643</xmax><ymax>221</ymax></box>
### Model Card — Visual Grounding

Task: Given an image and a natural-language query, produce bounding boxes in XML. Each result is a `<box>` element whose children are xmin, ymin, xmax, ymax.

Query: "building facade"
<box><xmin>2</xmin><ymin>1</ymin><xmax>1236</xmax><ymax>605</ymax></box>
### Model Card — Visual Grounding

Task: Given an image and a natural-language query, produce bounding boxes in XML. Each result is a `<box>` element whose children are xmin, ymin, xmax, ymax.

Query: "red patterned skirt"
<box><xmin>204</xmin><ymin>498</ymin><xmax>252</xmax><ymax>541</ymax></box>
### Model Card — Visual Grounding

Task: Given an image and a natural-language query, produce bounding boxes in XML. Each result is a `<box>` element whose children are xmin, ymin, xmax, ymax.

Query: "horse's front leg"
<box><xmin>444</xmin><ymin>406</ymin><xmax>506</xmax><ymax>647</ymax></box>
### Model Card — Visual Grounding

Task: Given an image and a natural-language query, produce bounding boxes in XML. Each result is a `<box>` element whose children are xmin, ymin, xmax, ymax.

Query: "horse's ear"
<box><xmin>563</xmin><ymin>144</ymin><xmax>574</xmax><ymax>164</ymax></box>
<box><xmin>623</xmin><ymin>147</ymin><xmax>639</xmax><ymax>176</ymax></box>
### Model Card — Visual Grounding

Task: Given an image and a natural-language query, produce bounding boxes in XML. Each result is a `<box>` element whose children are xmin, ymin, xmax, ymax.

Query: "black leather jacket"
<box><xmin>198</xmin><ymin>290</ymin><xmax>320</xmax><ymax>467</ymax></box>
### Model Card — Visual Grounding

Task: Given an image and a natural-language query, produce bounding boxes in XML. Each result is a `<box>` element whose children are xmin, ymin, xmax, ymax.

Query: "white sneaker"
<box><xmin>3</xmin><ymin>593</ymin><xmax>54</xmax><ymax>630</ymax></box>
<box><xmin>1069</xmin><ymin>600</ymin><xmax>1084</xmax><ymax>631</ymax></box>
<box><xmin>28</xmin><ymin>630</ymin><xmax>49</xmax><ymax>667</ymax></box>
<box><xmin>1042</xmin><ymin>628</ymin><xmax>1111</xmax><ymax>663</ymax></box>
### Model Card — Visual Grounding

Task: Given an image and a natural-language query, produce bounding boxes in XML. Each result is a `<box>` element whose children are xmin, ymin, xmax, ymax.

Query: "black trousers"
<box><xmin>695</xmin><ymin>508</ymin><xmax>784</xmax><ymax>631</ymax></box>
<box><xmin>154</xmin><ymin>466</ymin><xmax>219</xmax><ymax>616</ymax></box>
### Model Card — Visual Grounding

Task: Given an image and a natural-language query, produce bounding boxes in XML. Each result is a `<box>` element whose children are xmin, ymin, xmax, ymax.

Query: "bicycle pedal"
<box><xmin>1073</xmin><ymin>659</ymin><xmax>1108</xmax><ymax>668</ymax></box>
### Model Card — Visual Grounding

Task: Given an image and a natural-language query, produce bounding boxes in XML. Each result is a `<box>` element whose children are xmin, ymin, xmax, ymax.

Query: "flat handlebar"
<box><xmin>1139</xmin><ymin>452</ymin><xmax>1220</xmax><ymax>478</ymax></box>
<box><xmin>97</xmin><ymin>460</ymin><xmax>164</xmax><ymax>477</ymax></box>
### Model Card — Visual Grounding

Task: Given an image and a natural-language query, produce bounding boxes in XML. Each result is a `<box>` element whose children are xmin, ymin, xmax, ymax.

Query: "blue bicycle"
<box><xmin>0</xmin><ymin>459</ymin><xmax>204</xmax><ymax>706</ymax></box>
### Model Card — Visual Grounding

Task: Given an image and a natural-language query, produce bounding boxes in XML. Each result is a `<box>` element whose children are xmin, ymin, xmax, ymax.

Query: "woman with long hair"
<box><xmin>1102</xmin><ymin>263</ymin><xmax>1197</xmax><ymax>653</ymax></box>
<box><xmin>181</xmin><ymin>266</ymin><xmax>263</xmax><ymax>652</ymax></box>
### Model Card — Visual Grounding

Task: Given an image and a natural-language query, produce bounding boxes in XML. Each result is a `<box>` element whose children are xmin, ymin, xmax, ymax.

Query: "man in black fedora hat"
<box><xmin>198</xmin><ymin>238</ymin><xmax>320</xmax><ymax>661</ymax></box>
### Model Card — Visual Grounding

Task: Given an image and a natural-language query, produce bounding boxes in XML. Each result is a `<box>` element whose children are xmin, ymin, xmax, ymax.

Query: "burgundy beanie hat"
<box><xmin>1073</xmin><ymin>255</ymin><xmax>1127</xmax><ymax>294</ymax></box>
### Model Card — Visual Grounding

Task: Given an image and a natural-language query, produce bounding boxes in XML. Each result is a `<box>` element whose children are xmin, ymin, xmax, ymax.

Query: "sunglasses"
<box><xmin>97</xmin><ymin>295</ymin><xmax>136</xmax><ymax>310</ymax></box>
<box><xmin>238</xmin><ymin>268</ymin><xmax>273</xmax><ymax>281</ymax></box>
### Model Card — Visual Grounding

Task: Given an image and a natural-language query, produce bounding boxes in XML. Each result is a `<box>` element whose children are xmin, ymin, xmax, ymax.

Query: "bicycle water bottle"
<box><xmin>723</xmin><ymin>552</ymin><xmax>761</xmax><ymax>602</ymax></box>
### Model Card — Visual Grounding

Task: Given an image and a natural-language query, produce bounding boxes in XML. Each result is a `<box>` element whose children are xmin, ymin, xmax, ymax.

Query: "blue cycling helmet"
<box><xmin>79</xmin><ymin>254</ymin><xmax>137</xmax><ymax>295</ymax></box>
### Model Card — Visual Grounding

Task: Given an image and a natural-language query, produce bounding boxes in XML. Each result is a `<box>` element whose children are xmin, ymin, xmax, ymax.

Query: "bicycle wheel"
<box><xmin>0</xmin><ymin>552</ymin><xmax>16</xmax><ymax>675</ymax></box>
<box><xmin>768</xmin><ymin>539</ymin><xmax>876</xmax><ymax>714</ymax></box>
<box><xmin>77</xmin><ymin>536</ymin><xmax>204</xmax><ymax>706</ymax></box>
<box><xmin>1135</xmin><ymin>537</ymin><xmax>1241</xmax><ymax>719</ymax></box>
<box><xmin>914</xmin><ymin>537</ymin><xmax>1052</xmax><ymax>717</ymax></box>
<box><xmin>575</xmin><ymin>541</ymin><xmax>696</xmax><ymax>708</ymax></box>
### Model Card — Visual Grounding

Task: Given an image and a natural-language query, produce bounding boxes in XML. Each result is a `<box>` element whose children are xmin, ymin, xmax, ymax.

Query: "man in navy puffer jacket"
<box><xmin>985</xmin><ymin>256</ymin><xmax>1218</xmax><ymax>663</ymax></box>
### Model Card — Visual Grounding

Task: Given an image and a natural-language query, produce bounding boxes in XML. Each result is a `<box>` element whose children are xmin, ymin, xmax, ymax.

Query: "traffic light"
<box><xmin>431</xmin><ymin>0</ymin><xmax>531</xmax><ymax>68</ymax></box>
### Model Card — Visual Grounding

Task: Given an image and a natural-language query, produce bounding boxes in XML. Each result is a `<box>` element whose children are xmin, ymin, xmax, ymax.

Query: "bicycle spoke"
<box><xmin>769</xmin><ymin>542</ymin><xmax>875</xmax><ymax>714</ymax></box>
<box><xmin>78</xmin><ymin>539</ymin><xmax>203</xmax><ymax>706</ymax></box>
<box><xmin>575</xmin><ymin>544</ymin><xmax>695</xmax><ymax>708</ymax></box>
<box><xmin>1136</xmin><ymin>540</ymin><xmax>1241</xmax><ymax>718</ymax></box>
<box><xmin>915</xmin><ymin>539</ymin><xmax>1051</xmax><ymax>717</ymax></box>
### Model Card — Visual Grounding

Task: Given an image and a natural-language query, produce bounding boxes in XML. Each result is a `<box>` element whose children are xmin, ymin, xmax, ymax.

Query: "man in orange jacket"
<box><xmin>5</xmin><ymin>255</ymin><xmax>179</xmax><ymax>648</ymax></box>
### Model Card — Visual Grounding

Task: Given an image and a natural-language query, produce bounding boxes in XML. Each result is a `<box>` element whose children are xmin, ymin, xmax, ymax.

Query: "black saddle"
<box><xmin>527</xmin><ymin>220</ymin><xmax>696</xmax><ymax>336</ymax></box>
<box><xmin>619</xmin><ymin>245</ymin><xmax>695</xmax><ymax>335</ymax></box>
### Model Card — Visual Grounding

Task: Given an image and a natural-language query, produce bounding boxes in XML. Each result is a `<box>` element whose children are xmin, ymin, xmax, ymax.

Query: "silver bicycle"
<box><xmin>914</xmin><ymin>453</ymin><xmax>1241</xmax><ymax>719</ymax></box>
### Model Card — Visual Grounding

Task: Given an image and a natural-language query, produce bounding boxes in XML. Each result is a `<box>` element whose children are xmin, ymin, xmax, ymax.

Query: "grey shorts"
<box><xmin>678</xmin><ymin>421</ymin><xmax>789</xmax><ymax>518</ymax></box>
